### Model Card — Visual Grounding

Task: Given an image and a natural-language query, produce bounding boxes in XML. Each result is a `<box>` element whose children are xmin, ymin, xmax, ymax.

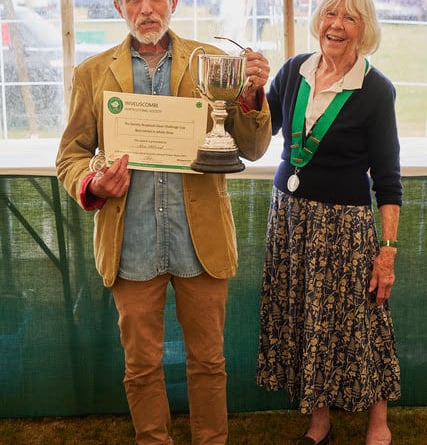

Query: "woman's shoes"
<box><xmin>295</xmin><ymin>426</ymin><xmax>332</xmax><ymax>444</ymax></box>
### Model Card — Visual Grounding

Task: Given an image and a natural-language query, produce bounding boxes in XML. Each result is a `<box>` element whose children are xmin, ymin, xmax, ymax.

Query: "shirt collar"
<box><xmin>130</xmin><ymin>40</ymin><xmax>173</xmax><ymax>59</ymax></box>
<box><xmin>300</xmin><ymin>52</ymin><xmax>367</xmax><ymax>92</ymax></box>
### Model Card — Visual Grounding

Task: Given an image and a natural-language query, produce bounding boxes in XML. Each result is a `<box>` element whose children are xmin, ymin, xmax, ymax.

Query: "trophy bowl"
<box><xmin>189</xmin><ymin>47</ymin><xmax>247</xmax><ymax>173</ymax></box>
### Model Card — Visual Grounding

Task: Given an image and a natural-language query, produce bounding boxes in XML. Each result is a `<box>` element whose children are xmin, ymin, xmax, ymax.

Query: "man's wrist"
<box><xmin>238</xmin><ymin>87</ymin><xmax>264</xmax><ymax>112</ymax></box>
<box><xmin>80</xmin><ymin>172</ymin><xmax>106</xmax><ymax>210</ymax></box>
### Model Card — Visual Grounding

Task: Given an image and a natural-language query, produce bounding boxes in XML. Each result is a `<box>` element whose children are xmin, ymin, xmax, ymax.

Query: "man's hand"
<box><xmin>240</xmin><ymin>50</ymin><xmax>270</xmax><ymax>109</ymax></box>
<box><xmin>88</xmin><ymin>155</ymin><xmax>131</xmax><ymax>199</ymax></box>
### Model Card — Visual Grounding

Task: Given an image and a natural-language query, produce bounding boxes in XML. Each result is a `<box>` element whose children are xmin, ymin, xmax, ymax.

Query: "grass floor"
<box><xmin>1</xmin><ymin>407</ymin><xmax>427</xmax><ymax>445</ymax></box>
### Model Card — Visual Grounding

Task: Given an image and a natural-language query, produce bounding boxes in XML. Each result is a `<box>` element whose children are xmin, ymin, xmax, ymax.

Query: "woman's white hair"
<box><xmin>310</xmin><ymin>0</ymin><xmax>381</xmax><ymax>55</ymax></box>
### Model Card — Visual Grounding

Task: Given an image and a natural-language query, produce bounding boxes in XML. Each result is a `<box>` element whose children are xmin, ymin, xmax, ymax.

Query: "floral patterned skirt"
<box><xmin>256</xmin><ymin>187</ymin><xmax>400</xmax><ymax>414</ymax></box>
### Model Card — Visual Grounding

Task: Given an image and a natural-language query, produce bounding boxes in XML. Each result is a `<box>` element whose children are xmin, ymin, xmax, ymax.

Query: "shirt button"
<box><xmin>159</xmin><ymin>207</ymin><xmax>164</xmax><ymax>212</ymax></box>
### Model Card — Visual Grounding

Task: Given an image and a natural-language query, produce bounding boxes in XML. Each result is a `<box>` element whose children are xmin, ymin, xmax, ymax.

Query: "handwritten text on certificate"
<box><xmin>103</xmin><ymin>91</ymin><xmax>208</xmax><ymax>173</ymax></box>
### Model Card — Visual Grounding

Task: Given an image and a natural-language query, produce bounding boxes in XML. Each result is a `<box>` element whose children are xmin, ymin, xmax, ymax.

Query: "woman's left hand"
<box><xmin>369</xmin><ymin>247</ymin><xmax>397</xmax><ymax>305</ymax></box>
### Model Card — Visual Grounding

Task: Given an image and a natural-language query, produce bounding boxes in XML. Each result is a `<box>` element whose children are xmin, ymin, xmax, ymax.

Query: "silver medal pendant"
<box><xmin>287</xmin><ymin>173</ymin><xmax>300</xmax><ymax>192</ymax></box>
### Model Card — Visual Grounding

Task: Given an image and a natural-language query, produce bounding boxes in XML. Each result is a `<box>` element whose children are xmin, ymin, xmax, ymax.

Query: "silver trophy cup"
<box><xmin>189</xmin><ymin>47</ymin><xmax>247</xmax><ymax>173</ymax></box>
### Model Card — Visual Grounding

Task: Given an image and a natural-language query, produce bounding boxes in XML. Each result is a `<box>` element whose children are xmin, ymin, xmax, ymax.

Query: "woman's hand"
<box><xmin>369</xmin><ymin>204</ymin><xmax>400</xmax><ymax>305</ymax></box>
<box><xmin>369</xmin><ymin>246</ymin><xmax>397</xmax><ymax>306</ymax></box>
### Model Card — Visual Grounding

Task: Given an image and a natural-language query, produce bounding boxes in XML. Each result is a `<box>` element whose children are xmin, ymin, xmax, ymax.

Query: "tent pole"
<box><xmin>283</xmin><ymin>0</ymin><xmax>295</xmax><ymax>59</ymax></box>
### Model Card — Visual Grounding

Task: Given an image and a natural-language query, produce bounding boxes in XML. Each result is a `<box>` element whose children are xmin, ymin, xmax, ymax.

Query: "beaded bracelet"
<box><xmin>379</xmin><ymin>240</ymin><xmax>398</xmax><ymax>248</ymax></box>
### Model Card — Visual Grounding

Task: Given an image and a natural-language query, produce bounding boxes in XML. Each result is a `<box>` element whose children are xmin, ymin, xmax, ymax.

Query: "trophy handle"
<box><xmin>189</xmin><ymin>46</ymin><xmax>206</xmax><ymax>94</ymax></box>
<box><xmin>89</xmin><ymin>150</ymin><xmax>106</xmax><ymax>172</ymax></box>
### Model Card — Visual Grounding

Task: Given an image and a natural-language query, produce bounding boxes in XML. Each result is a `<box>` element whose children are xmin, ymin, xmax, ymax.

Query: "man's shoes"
<box><xmin>295</xmin><ymin>426</ymin><xmax>332</xmax><ymax>445</ymax></box>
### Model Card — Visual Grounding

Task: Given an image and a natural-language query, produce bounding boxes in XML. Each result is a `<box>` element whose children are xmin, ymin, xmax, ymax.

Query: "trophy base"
<box><xmin>191</xmin><ymin>149</ymin><xmax>245</xmax><ymax>174</ymax></box>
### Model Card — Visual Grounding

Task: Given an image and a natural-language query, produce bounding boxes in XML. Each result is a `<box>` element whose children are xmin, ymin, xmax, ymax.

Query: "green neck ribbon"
<box><xmin>290</xmin><ymin>58</ymin><xmax>369</xmax><ymax>168</ymax></box>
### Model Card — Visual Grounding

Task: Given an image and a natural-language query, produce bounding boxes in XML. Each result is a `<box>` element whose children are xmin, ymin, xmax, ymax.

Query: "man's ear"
<box><xmin>113</xmin><ymin>0</ymin><xmax>123</xmax><ymax>17</ymax></box>
<box><xmin>171</xmin><ymin>0</ymin><xmax>179</xmax><ymax>14</ymax></box>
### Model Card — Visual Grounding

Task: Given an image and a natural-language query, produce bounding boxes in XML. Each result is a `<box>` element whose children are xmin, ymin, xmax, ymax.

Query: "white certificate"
<box><xmin>103</xmin><ymin>91</ymin><xmax>208</xmax><ymax>173</ymax></box>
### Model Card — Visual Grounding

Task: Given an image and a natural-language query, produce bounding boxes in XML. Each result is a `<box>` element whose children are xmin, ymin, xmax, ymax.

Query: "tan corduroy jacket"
<box><xmin>56</xmin><ymin>30</ymin><xmax>271</xmax><ymax>288</ymax></box>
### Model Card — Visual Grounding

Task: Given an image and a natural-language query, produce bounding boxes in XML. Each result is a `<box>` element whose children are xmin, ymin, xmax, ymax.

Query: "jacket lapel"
<box><xmin>109</xmin><ymin>35</ymin><xmax>134</xmax><ymax>93</ymax></box>
<box><xmin>168</xmin><ymin>30</ymin><xmax>191</xmax><ymax>97</ymax></box>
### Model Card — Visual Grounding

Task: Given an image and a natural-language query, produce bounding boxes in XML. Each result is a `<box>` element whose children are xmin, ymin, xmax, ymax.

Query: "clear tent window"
<box><xmin>0</xmin><ymin>0</ymin><xmax>425</xmax><ymax>142</ymax></box>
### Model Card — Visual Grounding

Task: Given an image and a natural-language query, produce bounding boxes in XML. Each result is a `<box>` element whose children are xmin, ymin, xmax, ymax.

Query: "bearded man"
<box><xmin>56</xmin><ymin>1</ymin><xmax>271</xmax><ymax>444</ymax></box>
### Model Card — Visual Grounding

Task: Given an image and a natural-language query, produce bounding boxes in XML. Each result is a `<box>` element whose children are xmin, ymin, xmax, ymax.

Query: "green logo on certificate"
<box><xmin>196</xmin><ymin>101</ymin><xmax>203</xmax><ymax>109</ymax></box>
<box><xmin>108</xmin><ymin>97</ymin><xmax>124</xmax><ymax>114</ymax></box>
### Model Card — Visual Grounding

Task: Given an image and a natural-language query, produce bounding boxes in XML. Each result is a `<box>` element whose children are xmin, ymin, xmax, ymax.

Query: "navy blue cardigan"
<box><xmin>268</xmin><ymin>53</ymin><xmax>402</xmax><ymax>207</ymax></box>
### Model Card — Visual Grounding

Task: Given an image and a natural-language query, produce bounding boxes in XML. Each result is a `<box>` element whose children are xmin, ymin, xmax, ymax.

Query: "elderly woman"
<box><xmin>256</xmin><ymin>0</ymin><xmax>401</xmax><ymax>444</ymax></box>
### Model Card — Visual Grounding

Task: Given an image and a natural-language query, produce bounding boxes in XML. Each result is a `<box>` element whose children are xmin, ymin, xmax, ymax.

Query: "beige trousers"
<box><xmin>112</xmin><ymin>273</ymin><xmax>228</xmax><ymax>445</ymax></box>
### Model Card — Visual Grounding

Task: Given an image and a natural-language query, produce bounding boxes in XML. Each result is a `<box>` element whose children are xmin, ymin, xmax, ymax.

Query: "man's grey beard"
<box><xmin>136</xmin><ymin>30</ymin><xmax>166</xmax><ymax>45</ymax></box>
<box><xmin>131</xmin><ymin>11</ymin><xmax>171</xmax><ymax>46</ymax></box>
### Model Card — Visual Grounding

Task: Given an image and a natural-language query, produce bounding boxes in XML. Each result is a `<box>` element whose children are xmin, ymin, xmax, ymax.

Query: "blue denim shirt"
<box><xmin>119</xmin><ymin>46</ymin><xmax>203</xmax><ymax>281</ymax></box>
